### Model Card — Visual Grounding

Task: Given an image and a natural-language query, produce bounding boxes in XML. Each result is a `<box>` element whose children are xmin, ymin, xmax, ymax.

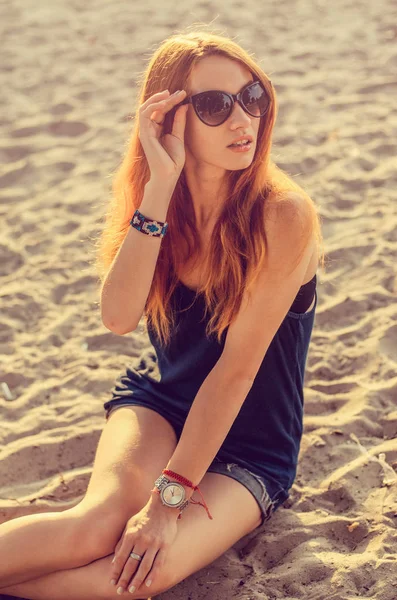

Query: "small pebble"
<box><xmin>1</xmin><ymin>382</ymin><xmax>14</xmax><ymax>401</ymax></box>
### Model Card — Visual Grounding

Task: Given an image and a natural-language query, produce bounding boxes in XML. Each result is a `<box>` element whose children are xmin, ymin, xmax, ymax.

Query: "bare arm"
<box><xmin>159</xmin><ymin>359</ymin><xmax>253</xmax><ymax>497</ymax></box>
<box><xmin>149</xmin><ymin>192</ymin><xmax>315</xmax><ymax>507</ymax></box>
<box><xmin>100</xmin><ymin>178</ymin><xmax>176</xmax><ymax>335</ymax></box>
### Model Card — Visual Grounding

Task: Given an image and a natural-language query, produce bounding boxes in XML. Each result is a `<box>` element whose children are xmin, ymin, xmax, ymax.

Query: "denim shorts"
<box><xmin>206</xmin><ymin>456</ymin><xmax>289</xmax><ymax>531</ymax></box>
<box><xmin>104</xmin><ymin>401</ymin><xmax>289</xmax><ymax>532</ymax></box>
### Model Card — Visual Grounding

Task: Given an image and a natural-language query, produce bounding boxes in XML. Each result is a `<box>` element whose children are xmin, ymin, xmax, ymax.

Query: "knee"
<box><xmin>69</xmin><ymin>503</ymin><xmax>130</xmax><ymax>562</ymax></box>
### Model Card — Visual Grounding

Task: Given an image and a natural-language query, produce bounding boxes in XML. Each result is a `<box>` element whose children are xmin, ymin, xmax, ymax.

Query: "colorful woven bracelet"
<box><xmin>130</xmin><ymin>209</ymin><xmax>168</xmax><ymax>238</ymax></box>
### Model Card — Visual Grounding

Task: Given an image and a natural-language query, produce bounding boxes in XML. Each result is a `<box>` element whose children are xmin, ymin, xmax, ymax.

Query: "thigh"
<box><xmin>161</xmin><ymin>470</ymin><xmax>263</xmax><ymax>590</ymax></box>
<box><xmin>79</xmin><ymin>405</ymin><xmax>178</xmax><ymax>519</ymax></box>
<box><xmin>39</xmin><ymin>470</ymin><xmax>267</xmax><ymax>600</ymax></box>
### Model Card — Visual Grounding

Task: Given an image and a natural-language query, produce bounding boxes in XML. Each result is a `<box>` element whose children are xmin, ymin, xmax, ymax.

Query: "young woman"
<box><xmin>0</xmin><ymin>29</ymin><xmax>324</xmax><ymax>600</ymax></box>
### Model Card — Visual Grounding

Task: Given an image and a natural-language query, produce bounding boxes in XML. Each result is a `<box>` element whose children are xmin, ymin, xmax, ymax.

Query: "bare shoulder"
<box><xmin>264</xmin><ymin>190</ymin><xmax>319</xmax><ymax>277</ymax></box>
<box><xmin>219</xmin><ymin>190</ymin><xmax>319</xmax><ymax>381</ymax></box>
<box><xmin>264</xmin><ymin>190</ymin><xmax>315</xmax><ymax>245</ymax></box>
<box><xmin>264</xmin><ymin>190</ymin><xmax>312</xmax><ymax>222</ymax></box>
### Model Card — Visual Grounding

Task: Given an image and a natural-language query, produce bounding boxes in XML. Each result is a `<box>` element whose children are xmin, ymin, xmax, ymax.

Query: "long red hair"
<box><xmin>92</xmin><ymin>27</ymin><xmax>325</xmax><ymax>347</ymax></box>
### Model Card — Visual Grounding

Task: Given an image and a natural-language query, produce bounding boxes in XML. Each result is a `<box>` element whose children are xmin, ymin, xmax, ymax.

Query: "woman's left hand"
<box><xmin>110</xmin><ymin>496</ymin><xmax>179</xmax><ymax>595</ymax></box>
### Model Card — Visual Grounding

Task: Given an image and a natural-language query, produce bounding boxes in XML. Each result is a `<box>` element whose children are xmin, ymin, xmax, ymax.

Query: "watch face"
<box><xmin>162</xmin><ymin>483</ymin><xmax>184</xmax><ymax>506</ymax></box>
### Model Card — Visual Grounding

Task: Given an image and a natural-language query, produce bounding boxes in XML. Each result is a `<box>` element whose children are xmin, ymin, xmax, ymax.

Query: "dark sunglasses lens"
<box><xmin>195</xmin><ymin>91</ymin><xmax>232</xmax><ymax>126</ymax></box>
<box><xmin>242</xmin><ymin>82</ymin><xmax>270</xmax><ymax>117</ymax></box>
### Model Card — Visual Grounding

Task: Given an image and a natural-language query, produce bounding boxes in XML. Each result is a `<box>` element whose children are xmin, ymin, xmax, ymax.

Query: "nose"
<box><xmin>229</xmin><ymin>100</ymin><xmax>252</xmax><ymax>127</ymax></box>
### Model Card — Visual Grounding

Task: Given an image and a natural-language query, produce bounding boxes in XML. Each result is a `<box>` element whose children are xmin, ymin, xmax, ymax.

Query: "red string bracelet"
<box><xmin>162</xmin><ymin>468</ymin><xmax>213</xmax><ymax>520</ymax></box>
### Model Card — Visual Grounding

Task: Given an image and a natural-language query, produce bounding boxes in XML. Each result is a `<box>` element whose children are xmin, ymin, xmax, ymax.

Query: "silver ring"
<box><xmin>129</xmin><ymin>551</ymin><xmax>143</xmax><ymax>561</ymax></box>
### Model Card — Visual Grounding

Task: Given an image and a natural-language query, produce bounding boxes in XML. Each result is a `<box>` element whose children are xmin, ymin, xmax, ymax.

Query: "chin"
<box><xmin>227</xmin><ymin>158</ymin><xmax>254</xmax><ymax>170</ymax></box>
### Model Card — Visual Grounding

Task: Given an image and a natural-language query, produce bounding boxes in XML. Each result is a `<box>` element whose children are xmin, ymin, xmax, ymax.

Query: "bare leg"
<box><xmin>0</xmin><ymin>505</ymin><xmax>93</xmax><ymax>588</ymax></box>
<box><xmin>0</xmin><ymin>553</ymin><xmax>156</xmax><ymax>600</ymax></box>
<box><xmin>0</xmin><ymin>471</ymin><xmax>264</xmax><ymax>600</ymax></box>
<box><xmin>0</xmin><ymin>406</ymin><xmax>180</xmax><ymax>592</ymax></box>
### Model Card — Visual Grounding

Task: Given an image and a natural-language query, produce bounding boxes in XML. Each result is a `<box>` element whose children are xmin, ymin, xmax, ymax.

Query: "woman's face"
<box><xmin>183</xmin><ymin>55</ymin><xmax>261</xmax><ymax>172</ymax></box>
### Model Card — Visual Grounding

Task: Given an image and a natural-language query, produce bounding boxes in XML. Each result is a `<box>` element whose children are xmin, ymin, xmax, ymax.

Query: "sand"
<box><xmin>1</xmin><ymin>0</ymin><xmax>396</xmax><ymax>598</ymax></box>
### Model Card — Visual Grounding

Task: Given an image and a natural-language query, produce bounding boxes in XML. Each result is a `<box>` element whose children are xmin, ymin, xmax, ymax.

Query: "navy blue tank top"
<box><xmin>104</xmin><ymin>274</ymin><xmax>318</xmax><ymax>492</ymax></box>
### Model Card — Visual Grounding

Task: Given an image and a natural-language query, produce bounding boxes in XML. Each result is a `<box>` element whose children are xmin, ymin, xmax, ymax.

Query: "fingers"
<box><xmin>111</xmin><ymin>524</ymin><xmax>126</xmax><ymax>561</ymax></box>
<box><xmin>140</xmin><ymin>89</ymin><xmax>170</xmax><ymax>112</ymax></box>
<box><xmin>124</xmin><ymin>546</ymin><xmax>159</xmax><ymax>594</ymax></box>
<box><xmin>171</xmin><ymin>101</ymin><xmax>189</xmax><ymax>138</ymax></box>
<box><xmin>110</xmin><ymin>538</ymin><xmax>168</xmax><ymax>595</ymax></box>
<box><xmin>110</xmin><ymin>544</ymin><xmax>160</xmax><ymax>595</ymax></box>
<box><xmin>110</xmin><ymin>533</ymin><xmax>160</xmax><ymax>595</ymax></box>
<box><xmin>113</xmin><ymin>537</ymin><xmax>123</xmax><ymax>558</ymax></box>
<box><xmin>110</xmin><ymin>533</ymin><xmax>132</xmax><ymax>588</ymax></box>
<box><xmin>141</xmin><ymin>89</ymin><xmax>186</xmax><ymax>124</ymax></box>
<box><xmin>140</xmin><ymin>546</ymin><xmax>167</xmax><ymax>592</ymax></box>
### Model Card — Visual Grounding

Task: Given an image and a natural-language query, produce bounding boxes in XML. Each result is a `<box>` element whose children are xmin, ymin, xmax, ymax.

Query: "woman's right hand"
<box><xmin>139</xmin><ymin>89</ymin><xmax>188</xmax><ymax>182</ymax></box>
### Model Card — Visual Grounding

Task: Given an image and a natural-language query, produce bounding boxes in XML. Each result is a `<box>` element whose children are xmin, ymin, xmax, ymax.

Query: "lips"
<box><xmin>228</xmin><ymin>140</ymin><xmax>251</xmax><ymax>148</ymax></box>
<box><xmin>227</xmin><ymin>135</ymin><xmax>253</xmax><ymax>147</ymax></box>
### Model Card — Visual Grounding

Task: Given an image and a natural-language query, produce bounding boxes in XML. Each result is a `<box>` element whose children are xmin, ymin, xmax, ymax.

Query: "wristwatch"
<box><xmin>153</xmin><ymin>475</ymin><xmax>190</xmax><ymax>514</ymax></box>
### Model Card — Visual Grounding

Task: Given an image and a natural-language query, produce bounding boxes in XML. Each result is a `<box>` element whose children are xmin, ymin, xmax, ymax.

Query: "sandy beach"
<box><xmin>1</xmin><ymin>0</ymin><xmax>397</xmax><ymax>598</ymax></box>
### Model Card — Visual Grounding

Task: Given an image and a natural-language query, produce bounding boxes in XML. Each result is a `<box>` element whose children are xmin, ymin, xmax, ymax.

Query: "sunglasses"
<box><xmin>179</xmin><ymin>80</ymin><xmax>271</xmax><ymax>127</ymax></box>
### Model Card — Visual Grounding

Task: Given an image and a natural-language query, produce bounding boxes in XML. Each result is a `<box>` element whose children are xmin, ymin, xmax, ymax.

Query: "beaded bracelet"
<box><xmin>130</xmin><ymin>209</ymin><xmax>168</xmax><ymax>238</ymax></box>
